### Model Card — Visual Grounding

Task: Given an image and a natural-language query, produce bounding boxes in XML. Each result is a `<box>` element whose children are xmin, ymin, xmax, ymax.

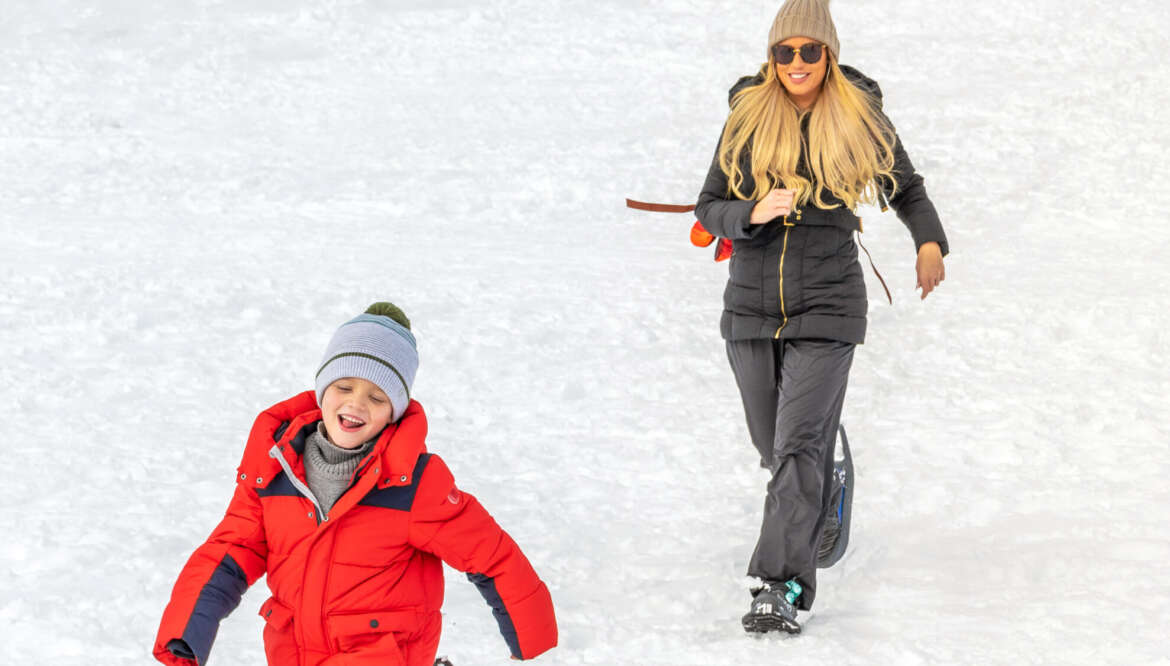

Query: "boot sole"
<box><xmin>742</xmin><ymin>613</ymin><xmax>801</xmax><ymax>635</ymax></box>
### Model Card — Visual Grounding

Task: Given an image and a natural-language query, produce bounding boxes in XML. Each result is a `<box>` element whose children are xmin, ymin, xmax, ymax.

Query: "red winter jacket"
<box><xmin>154</xmin><ymin>391</ymin><xmax>557</xmax><ymax>665</ymax></box>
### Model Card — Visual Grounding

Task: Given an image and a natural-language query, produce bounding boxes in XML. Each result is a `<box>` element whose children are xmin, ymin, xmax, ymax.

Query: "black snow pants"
<box><xmin>726</xmin><ymin>337</ymin><xmax>854</xmax><ymax>610</ymax></box>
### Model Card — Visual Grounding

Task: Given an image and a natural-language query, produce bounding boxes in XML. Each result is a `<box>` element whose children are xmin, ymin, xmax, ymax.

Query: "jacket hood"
<box><xmin>838</xmin><ymin>64</ymin><xmax>882</xmax><ymax>100</ymax></box>
<box><xmin>727</xmin><ymin>64</ymin><xmax>882</xmax><ymax>107</ymax></box>
<box><xmin>728</xmin><ymin>73</ymin><xmax>763</xmax><ymax>105</ymax></box>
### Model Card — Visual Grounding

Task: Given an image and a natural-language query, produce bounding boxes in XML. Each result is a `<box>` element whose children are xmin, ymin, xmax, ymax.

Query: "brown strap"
<box><xmin>856</xmin><ymin>233</ymin><xmax>893</xmax><ymax>306</ymax></box>
<box><xmin>625</xmin><ymin>198</ymin><xmax>696</xmax><ymax>213</ymax></box>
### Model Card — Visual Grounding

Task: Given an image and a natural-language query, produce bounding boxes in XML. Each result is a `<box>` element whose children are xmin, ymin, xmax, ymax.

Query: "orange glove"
<box><xmin>690</xmin><ymin>221</ymin><xmax>733</xmax><ymax>262</ymax></box>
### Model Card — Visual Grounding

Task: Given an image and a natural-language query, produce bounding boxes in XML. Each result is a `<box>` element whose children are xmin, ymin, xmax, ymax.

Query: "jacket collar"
<box><xmin>246</xmin><ymin>391</ymin><xmax>428</xmax><ymax>490</ymax></box>
<box><xmin>366</xmin><ymin>400</ymin><xmax>429</xmax><ymax>489</ymax></box>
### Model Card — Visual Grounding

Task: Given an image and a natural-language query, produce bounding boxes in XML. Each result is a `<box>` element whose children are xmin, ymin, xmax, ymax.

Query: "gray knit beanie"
<box><xmin>768</xmin><ymin>0</ymin><xmax>839</xmax><ymax>61</ymax></box>
<box><xmin>315</xmin><ymin>302</ymin><xmax>418</xmax><ymax>422</ymax></box>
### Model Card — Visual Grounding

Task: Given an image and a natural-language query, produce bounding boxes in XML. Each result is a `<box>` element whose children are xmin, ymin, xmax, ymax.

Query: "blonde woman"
<box><xmin>695</xmin><ymin>0</ymin><xmax>948</xmax><ymax>634</ymax></box>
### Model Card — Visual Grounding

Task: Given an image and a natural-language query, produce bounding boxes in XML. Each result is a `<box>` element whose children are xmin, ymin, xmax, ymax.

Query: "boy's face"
<box><xmin>320</xmin><ymin>377</ymin><xmax>394</xmax><ymax>449</ymax></box>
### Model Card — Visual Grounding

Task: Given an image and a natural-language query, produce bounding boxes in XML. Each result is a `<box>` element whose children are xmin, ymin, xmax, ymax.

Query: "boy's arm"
<box><xmin>409</xmin><ymin>455</ymin><xmax>557</xmax><ymax>661</ymax></box>
<box><xmin>153</xmin><ymin>480</ymin><xmax>268</xmax><ymax>665</ymax></box>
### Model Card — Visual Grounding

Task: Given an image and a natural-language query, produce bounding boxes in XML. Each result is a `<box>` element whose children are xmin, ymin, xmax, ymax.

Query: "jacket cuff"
<box><xmin>903</xmin><ymin>206</ymin><xmax>948</xmax><ymax>257</ymax></box>
<box><xmin>152</xmin><ymin>641</ymin><xmax>197</xmax><ymax>665</ymax></box>
<box><xmin>727</xmin><ymin>199</ymin><xmax>760</xmax><ymax>240</ymax></box>
<box><xmin>510</xmin><ymin>582</ymin><xmax>558</xmax><ymax>660</ymax></box>
<box><xmin>697</xmin><ymin>199</ymin><xmax>760</xmax><ymax>241</ymax></box>
<box><xmin>912</xmin><ymin>228</ymin><xmax>949</xmax><ymax>257</ymax></box>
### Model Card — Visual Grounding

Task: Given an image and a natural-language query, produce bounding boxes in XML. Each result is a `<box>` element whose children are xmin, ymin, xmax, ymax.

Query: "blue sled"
<box><xmin>816</xmin><ymin>424</ymin><xmax>854</xmax><ymax>569</ymax></box>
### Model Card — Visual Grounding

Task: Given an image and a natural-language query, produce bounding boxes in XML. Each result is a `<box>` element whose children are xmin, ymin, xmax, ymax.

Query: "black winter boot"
<box><xmin>741</xmin><ymin>579</ymin><xmax>802</xmax><ymax>634</ymax></box>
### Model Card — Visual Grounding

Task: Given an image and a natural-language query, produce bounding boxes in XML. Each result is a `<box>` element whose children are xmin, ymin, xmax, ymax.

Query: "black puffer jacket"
<box><xmin>695</xmin><ymin>65</ymin><xmax>949</xmax><ymax>344</ymax></box>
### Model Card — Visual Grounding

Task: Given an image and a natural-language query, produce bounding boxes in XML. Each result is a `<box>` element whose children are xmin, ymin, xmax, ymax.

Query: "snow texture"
<box><xmin>2</xmin><ymin>1</ymin><xmax>1169</xmax><ymax>664</ymax></box>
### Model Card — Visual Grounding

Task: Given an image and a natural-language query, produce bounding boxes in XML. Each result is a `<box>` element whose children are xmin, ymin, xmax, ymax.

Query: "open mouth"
<box><xmin>789</xmin><ymin>72</ymin><xmax>810</xmax><ymax>84</ymax></box>
<box><xmin>338</xmin><ymin>414</ymin><xmax>366</xmax><ymax>433</ymax></box>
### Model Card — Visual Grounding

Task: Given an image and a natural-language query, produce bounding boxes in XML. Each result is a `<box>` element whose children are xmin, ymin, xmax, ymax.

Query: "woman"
<box><xmin>694</xmin><ymin>0</ymin><xmax>948</xmax><ymax>635</ymax></box>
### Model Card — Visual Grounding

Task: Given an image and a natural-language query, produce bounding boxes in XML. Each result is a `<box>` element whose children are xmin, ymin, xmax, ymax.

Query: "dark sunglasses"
<box><xmin>771</xmin><ymin>42</ymin><xmax>824</xmax><ymax>65</ymax></box>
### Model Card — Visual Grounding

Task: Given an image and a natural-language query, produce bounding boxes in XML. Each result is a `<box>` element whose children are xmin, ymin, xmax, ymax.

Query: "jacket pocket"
<box><xmin>259</xmin><ymin>597</ymin><xmax>299</xmax><ymax>665</ymax></box>
<box><xmin>325</xmin><ymin>609</ymin><xmax>421</xmax><ymax>664</ymax></box>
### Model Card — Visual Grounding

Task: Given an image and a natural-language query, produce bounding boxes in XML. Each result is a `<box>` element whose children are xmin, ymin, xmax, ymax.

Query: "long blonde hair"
<box><xmin>718</xmin><ymin>54</ymin><xmax>898</xmax><ymax>210</ymax></box>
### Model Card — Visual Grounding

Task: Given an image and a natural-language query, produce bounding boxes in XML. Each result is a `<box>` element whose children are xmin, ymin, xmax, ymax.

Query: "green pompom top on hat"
<box><xmin>365</xmin><ymin>302</ymin><xmax>411</xmax><ymax>330</ymax></box>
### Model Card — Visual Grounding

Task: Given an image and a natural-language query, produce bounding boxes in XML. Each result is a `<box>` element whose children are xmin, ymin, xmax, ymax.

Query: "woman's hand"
<box><xmin>750</xmin><ymin>189</ymin><xmax>796</xmax><ymax>224</ymax></box>
<box><xmin>916</xmin><ymin>242</ymin><xmax>945</xmax><ymax>300</ymax></box>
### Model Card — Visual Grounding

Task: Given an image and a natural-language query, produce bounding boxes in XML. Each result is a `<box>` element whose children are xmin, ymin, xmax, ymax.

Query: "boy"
<box><xmin>154</xmin><ymin>303</ymin><xmax>557</xmax><ymax>665</ymax></box>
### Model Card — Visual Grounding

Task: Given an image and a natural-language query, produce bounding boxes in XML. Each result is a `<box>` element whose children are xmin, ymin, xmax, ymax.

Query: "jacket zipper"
<box><xmin>269</xmin><ymin>445</ymin><xmax>327</xmax><ymax>525</ymax></box>
<box><xmin>270</xmin><ymin>444</ymin><xmax>353</xmax><ymax>656</ymax></box>
<box><xmin>773</xmin><ymin>216</ymin><xmax>797</xmax><ymax>339</ymax></box>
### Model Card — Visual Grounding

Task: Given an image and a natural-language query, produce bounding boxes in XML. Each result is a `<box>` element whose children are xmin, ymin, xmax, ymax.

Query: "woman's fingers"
<box><xmin>771</xmin><ymin>189</ymin><xmax>794</xmax><ymax>206</ymax></box>
<box><xmin>915</xmin><ymin>245</ymin><xmax>945</xmax><ymax>300</ymax></box>
<box><xmin>919</xmin><ymin>276</ymin><xmax>933</xmax><ymax>299</ymax></box>
<box><xmin>768</xmin><ymin>189</ymin><xmax>793</xmax><ymax>216</ymax></box>
<box><xmin>765</xmin><ymin>189</ymin><xmax>793</xmax><ymax>205</ymax></box>
<box><xmin>750</xmin><ymin>190</ymin><xmax>796</xmax><ymax>224</ymax></box>
<box><xmin>918</xmin><ymin>269</ymin><xmax>942</xmax><ymax>299</ymax></box>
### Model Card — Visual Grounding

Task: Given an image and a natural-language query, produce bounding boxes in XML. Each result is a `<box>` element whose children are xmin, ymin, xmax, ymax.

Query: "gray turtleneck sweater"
<box><xmin>303</xmin><ymin>422</ymin><xmax>376</xmax><ymax>516</ymax></box>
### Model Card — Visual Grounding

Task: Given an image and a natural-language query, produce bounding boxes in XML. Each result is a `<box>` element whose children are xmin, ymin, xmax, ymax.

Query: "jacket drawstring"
<box><xmin>855</xmin><ymin>233</ymin><xmax>892</xmax><ymax>306</ymax></box>
<box><xmin>269</xmin><ymin>445</ymin><xmax>328</xmax><ymax>523</ymax></box>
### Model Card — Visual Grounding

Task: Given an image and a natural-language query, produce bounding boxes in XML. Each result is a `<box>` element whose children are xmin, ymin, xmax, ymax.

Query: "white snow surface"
<box><xmin>3</xmin><ymin>1</ymin><xmax>1169</xmax><ymax>664</ymax></box>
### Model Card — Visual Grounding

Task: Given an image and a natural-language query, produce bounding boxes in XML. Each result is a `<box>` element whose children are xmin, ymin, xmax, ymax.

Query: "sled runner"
<box><xmin>816</xmin><ymin>424</ymin><xmax>854</xmax><ymax>568</ymax></box>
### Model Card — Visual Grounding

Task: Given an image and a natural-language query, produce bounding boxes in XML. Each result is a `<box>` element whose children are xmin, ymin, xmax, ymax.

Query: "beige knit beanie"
<box><xmin>767</xmin><ymin>0</ymin><xmax>839</xmax><ymax>61</ymax></box>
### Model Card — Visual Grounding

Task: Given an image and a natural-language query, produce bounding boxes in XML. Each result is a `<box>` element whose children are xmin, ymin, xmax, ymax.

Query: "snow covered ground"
<box><xmin>2</xmin><ymin>1</ymin><xmax>1169</xmax><ymax>664</ymax></box>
